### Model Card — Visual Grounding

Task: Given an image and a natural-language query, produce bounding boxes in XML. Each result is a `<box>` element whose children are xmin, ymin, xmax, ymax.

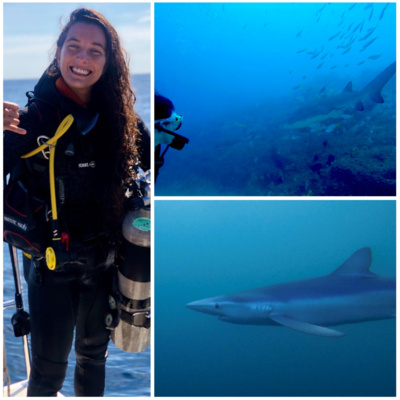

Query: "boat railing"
<box><xmin>3</xmin><ymin>246</ymin><xmax>31</xmax><ymax>397</ymax></box>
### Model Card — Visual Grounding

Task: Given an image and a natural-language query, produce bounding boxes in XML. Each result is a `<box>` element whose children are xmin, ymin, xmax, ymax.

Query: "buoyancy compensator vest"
<box><xmin>109</xmin><ymin>169</ymin><xmax>151</xmax><ymax>353</ymax></box>
<box><xmin>4</xmin><ymin>114</ymin><xmax>74</xmax><ymax>258</ymax></box>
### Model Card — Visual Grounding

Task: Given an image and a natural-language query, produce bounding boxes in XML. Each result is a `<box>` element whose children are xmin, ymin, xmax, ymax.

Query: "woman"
<box><xmin>4</xmin><ymin>8</ymin><xmax>150</xmax><ymax>396</ymax></box>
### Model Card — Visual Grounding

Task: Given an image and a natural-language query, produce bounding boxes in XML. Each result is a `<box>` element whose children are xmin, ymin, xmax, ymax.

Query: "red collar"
<box><xmin>55</xmin><ymin>77</ymin><xmax>87</xmax><ymax>108</ymax></box>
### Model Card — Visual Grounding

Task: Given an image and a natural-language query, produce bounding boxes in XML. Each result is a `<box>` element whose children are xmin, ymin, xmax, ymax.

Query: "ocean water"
<box><xmin>155</xmin><ymin>200</ymin><xmax>396</xmax><ymax>396</ymax></box>
<box><xmin>155</xmin><ymin>3</ymin><xmax>396</xmax><ymax>196</ymax></box>
<box><xmin>3</xmin><ymin>74</ymin><xmax>150</xmax><ymax>397</ymax></box>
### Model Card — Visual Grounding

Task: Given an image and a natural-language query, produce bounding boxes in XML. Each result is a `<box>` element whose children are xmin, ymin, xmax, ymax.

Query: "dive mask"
<box><xmin>155</xmin><ymin>111</ymin><xmax>189</xmax><ymax>150</ymax></box>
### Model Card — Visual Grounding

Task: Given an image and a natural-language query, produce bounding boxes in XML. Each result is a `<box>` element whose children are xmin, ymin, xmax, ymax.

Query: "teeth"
<box><xmin>72</xmin><ymin>67</ymin><xmax>90</xmax><ymax>76</ymax></box>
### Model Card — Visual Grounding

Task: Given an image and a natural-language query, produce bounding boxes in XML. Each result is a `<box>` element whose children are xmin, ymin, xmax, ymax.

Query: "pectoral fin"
<box><xmin>269</xmin><ymin>314</ymin><xmax>345</xmax><ymax>337</ymax></box>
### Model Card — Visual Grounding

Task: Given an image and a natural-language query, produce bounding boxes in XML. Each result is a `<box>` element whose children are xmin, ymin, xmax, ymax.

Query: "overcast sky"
<box><xmin>3</xmin><ymin>2</ymin><xmax>150</xmax><ymax>79</ymax></box>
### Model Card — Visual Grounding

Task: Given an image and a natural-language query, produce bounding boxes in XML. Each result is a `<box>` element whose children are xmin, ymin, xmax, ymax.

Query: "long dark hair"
<box><xmin>48</xmin><ymin>8</ymin><xmax>140</xmax><ymax>240</ymax></box>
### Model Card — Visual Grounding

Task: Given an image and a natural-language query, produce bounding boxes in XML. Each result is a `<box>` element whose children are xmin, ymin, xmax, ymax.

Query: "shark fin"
<box><xmin>269</xmin><ymin>314</ymin><xmax>345</xmax><ymax>337</ymax></box>
<box><xmin>370</xmin><ymin>91</ymin><xmax>384</xmax><ymax>103</ymax></box>
<box><xmin>343</xmin><ymin>81</ymin><xmax>353</xmax><ymax>92</ymax></box>
<box><xmin>330</xmin><ymin>247</ymin><xmax>376</xmax><ymax>278</ymax></box>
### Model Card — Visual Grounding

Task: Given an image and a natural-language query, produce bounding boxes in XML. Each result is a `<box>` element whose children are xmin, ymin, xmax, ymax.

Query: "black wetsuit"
<box><xmin>4</xmin><ymin>73</ymin><xmax>150</xmax><ymax>396</ymax></box>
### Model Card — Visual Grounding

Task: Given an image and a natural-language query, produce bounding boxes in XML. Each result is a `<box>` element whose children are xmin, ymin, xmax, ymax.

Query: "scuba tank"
<box><xmin>109</xmin><ymin>169</ymin><xmax>151</xmax><ymax>353</ymax></box>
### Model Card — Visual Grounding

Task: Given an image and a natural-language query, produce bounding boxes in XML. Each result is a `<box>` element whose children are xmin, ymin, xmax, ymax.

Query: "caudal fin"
<box><xmin>363</xmin><ymin>61</ymin><xmax>396</xmax><ymax>103</ymax></box>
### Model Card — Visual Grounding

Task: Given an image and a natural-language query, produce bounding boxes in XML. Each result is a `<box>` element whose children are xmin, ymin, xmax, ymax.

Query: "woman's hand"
<box><xmin>3</xmin><ymin>101</ymin><xmax>26</xmax><ymax>134</ymax></box>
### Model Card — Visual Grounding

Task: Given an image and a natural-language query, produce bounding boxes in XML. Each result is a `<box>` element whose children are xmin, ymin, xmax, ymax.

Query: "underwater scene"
<box><xmin>154</xmin><ymin>200</ymin><xmax>396</xmax><ymax>396</ymax></box>
<box><xmin>155</xmin><ymin>3</ymin><xmax>396</xmax><ymax>196</ymax></box>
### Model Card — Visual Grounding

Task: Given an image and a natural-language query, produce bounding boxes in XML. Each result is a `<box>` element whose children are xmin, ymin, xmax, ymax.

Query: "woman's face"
<box><xmin>57</xmin><ymin>22</ymin><xmax>107</xmax><ymax>103</ymax></box>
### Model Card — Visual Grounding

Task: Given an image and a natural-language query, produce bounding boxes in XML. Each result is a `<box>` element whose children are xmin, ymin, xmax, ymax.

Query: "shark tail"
<box><xmin>363</xmin><ymin>61</ymin><xmax>396</xmax><ymax>103</ymax></box>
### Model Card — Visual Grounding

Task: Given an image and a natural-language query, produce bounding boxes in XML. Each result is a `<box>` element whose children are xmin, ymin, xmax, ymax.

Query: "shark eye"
<box><xmin>214</xmin><ymin>304</ymin><xmax>220</xmax><ymax>309</ymax></box>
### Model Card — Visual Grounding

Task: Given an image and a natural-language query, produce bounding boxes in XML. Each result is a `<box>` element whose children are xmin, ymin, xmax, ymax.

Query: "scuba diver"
<box><xmin>3</xmin><ymin>8</ymin><xmax>150</xmax><ymax>396</ymax></box>
<box><xmin>154</xmin><ymin>93</ymin><xmax>189</xmax><ymax>182</ymax></box>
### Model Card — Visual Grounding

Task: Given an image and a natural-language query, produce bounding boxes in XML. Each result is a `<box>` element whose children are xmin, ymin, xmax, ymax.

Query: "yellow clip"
<box><xmin>46</xmin><ymin>247</ymin><xmax>56</xmax><ymax>270</ymax></box>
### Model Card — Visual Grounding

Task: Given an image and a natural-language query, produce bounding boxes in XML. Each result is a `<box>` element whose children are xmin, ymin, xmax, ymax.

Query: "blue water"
<box><xmin>155</xmin><ymin>3</ymin><xmax>396</xmax><ymax>195</ymax></box>
<box><xmin>155</xmin><ymin>200</ymin><xmax>396</xmax><ymax>396</ymax></box>
<box><xmin>3</xmin><ymin>74</ymin><xmax>150</xmax><ymax>397</ymax></box>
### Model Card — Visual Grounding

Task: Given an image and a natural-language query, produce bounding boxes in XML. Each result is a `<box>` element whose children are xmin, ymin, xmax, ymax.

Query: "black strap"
<box><xmin>120</xmin><ymin>309</ymin><xmax>150</xmax><ymax>328</ymax></box>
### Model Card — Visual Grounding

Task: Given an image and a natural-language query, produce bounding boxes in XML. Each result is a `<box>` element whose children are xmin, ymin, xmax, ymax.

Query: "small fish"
<box><xmin>358</xmin><ymin>60</ymin><xmax>365</xmax><ymax>65</ymax></box>
<box><xmin>359</xmin><ymin>18</ymin><xmax>365</xmax><ymax>32</ymax></box>
<box><xmin>360</xmin><ymin>35</ymin><xmax>379</xmax><ymax>52</ymax></box>
<box><xmin>368</xmin><ymin>53</ymin><xmax>383</xmax><ymax>60</ymax></box>
<box><xmin>342</xmin><ymin>47</ymin><xmax>351</xmax><ymax>55</ymax></box>
<box><xmin>292</xmin><ymin>83</ymin><xmax>303</xmax><ymax>90</ymax></box>
<box><xmin>329</xmin><ymin>31</ymin><xmax>341</xmax><ymax>41</ymax></box>
<box><xmin>347</xmin><ymin>22</ymin><xmax>354</xmax><ymax>31</ymax></box>
<box><xmin>348</xmin><ymin>3</ymin><xmax>356</xmax><ymax>11</ymax></box>
<box><xmin>351</xmin><ymin>22</ymin><xmax>361</xmax><ymax>33</ymax></box>
<box><xmin>311</xmin><ymin>51</ymin><xmax>322</xmax><ymax>59</ymax></box>
<box><xmin>380</xmin><ymin>3</ymin><xmax>390</xmax><ymax>20</ymax></box>
<box><xmin>345</xmin><ymin>37</ymin><xmax>357</xmax><ymax>47</ymax></box>
<box><xmin>358</xmin><ymin>25</ymin><xmax>377</xmax><ymax>41</ymax></box>
<box><xmin>317</xmin><ymin>61</ymin><xmax>325</xmax><ymax>69</ymax></box>
<box><xmin>316</xmin><ymin>4</ymin><xmax>327</xmax><ymax>14</ymax></box>
<box><xmin>297</xmin><ymin>47</ymin><xmax>308</xmax><ymax>53</ymax></box>
<box><xmin>296</xmin><ymin>30</ymin><xmax>302</xmax><ymax>38</ymax></box>
<box><xmin>369</xmin><ymin>5</ymin><xmax>374</xmax><ymax>21</ymax></box>
<box><xmin>364</xmin><ymin>4</ymin><xmax>373</xmax><ymax>10</ymax></box>
<box><xmin>330</xmin><ymin>65</ymin><xmax>339</xmax><ymax>69</ymax></box>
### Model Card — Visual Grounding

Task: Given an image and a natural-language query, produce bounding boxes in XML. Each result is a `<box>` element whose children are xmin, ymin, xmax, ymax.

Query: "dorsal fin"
<box><xmin>330</xmin><ymin>247</ymin><xmax>376</xmax><ymax>277</ymax></box>
<box><xmin>343</xmin><ymin>81</ymin><xmax>353</xmax><ymax>93</ymax></box>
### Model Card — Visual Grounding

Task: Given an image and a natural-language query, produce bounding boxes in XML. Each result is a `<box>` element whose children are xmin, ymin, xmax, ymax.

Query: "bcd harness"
<box><xmin>14</xmin><ymin>114</ymin><xmax>74</xmax><ymax>270</ymax></box>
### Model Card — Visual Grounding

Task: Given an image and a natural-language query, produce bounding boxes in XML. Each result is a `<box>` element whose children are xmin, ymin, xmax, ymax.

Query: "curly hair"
<box><xmin>47</xmin><ymin>8</ymin><xmax>141</xmax><ymax>239</ymax></box>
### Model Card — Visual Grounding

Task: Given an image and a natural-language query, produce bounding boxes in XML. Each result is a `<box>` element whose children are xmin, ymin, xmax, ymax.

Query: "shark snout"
<box><xmin>186</xmin><ymin>298</ymin><xmax>220</xmax><ymax>316</ymax></box>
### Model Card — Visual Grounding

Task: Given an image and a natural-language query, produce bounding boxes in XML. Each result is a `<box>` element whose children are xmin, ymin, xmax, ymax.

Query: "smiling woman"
<box><xmin>3</xmin><ymin>7</ymin><xmax>150</xmax><ymax>397</ymax></box>
<box><xmin>56</xmin><ymin>23</ymin><xmax>107</xmax><ymax>103</ymax></box>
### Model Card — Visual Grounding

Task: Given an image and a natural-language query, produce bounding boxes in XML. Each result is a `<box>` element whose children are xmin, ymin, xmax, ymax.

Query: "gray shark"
<box><xmin>283</xmin><ymin>62</ymin><xmax>396</xmax><ymax>131</ymax></box>
<box><xmin>186</xmin><ymin>248</ymin><xmax>395</xmax><ymax>337</ymax></box>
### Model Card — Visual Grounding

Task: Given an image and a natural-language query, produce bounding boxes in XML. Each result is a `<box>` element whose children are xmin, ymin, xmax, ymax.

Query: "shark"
<box><xmin>186</xmin><ymin>248</ymin><xmax>395</xmax><ymax>337</ymax></box>
<box><xmin>283</xmin><ymin>62</ymin><xmax>396</xmax><ymax>131</ymax></box>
